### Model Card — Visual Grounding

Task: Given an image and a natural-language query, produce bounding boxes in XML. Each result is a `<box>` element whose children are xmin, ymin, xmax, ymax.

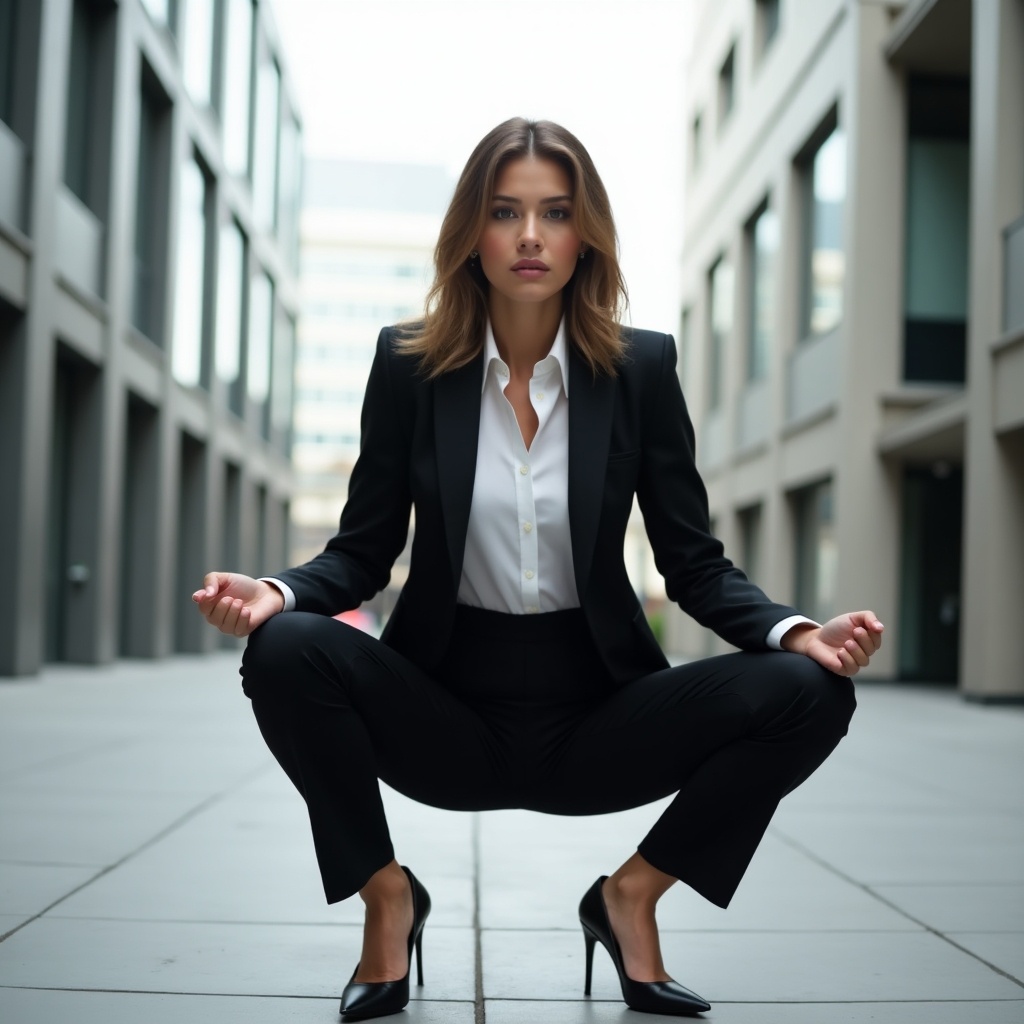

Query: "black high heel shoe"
<box><xmin>339</xmin><ymin>866</ymin><xmax>431</xmax><ymax>1021</ymax></box>
<box><xmin>579</xmin><ymin>876</ymin><xmax>711</xmax><ymax>1016</ymax></box>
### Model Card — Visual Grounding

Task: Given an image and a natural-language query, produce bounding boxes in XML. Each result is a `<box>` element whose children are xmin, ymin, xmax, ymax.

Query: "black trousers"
<box><xmin>241</xmin><ymin>606</ymin><xmax>855</xmax><ymax>909</ymax></box>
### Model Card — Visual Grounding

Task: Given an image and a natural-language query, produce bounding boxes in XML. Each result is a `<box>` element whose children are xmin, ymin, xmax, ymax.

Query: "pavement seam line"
<box><xmin>472</xmin><ymin>811</ymin><xmax>485</xmax><ymax>1024</ymax></box>
<box><xmin>770</xmin><ymin>826</ymin><xmax>1024</xmax><ymax>991</ymax></box>
<box><xmin>0</xmin><ymin>763</ymin><xmax>270</xmax><ymax>945</ymax></box>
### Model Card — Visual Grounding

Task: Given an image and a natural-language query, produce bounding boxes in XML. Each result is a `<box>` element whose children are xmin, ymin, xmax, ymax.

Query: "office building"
<box><xmin>669</xmin><ymin>0</ymin><xmax>1023</xmax><ymax>697</ymax></box>
<box><xmin>0</xmin><ymin>0</ymin><xmax>302</xmax><ymax>675</ymax></box>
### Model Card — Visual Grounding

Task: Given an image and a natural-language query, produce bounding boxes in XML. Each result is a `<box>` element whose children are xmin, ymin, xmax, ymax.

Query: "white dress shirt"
<box><xmin>457</xmin><ymin>320</ymin><xmax>578</xmax><ymax>613</ymax></box>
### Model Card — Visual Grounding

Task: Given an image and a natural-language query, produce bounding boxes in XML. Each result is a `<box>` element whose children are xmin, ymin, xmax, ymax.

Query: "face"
<box><xmin>474</xmin><ymin>156</ymin><xmax>584</xmax><ymax>313</ymax></box>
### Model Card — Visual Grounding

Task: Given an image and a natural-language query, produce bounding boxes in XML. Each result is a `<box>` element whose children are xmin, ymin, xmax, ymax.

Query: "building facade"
<box><xmin>670</xmin><ymin>0</ymin><xmax>1023</xmax><ymax>698</ymax></box>
<box><xmin>0</xmin><ymin>0</ymin><xmax>302</xmax><ymax>676</ymax></box>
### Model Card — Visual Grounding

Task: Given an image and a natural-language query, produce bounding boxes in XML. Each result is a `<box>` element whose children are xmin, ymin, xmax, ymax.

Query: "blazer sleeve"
<box><xmin>271</xmin><ymin>327</ymin><xmax>413</xmax><ymax>615</ymax></box>
<box><xmin>635</xmin><ymin>333</ymin><xmax>800</xmax><ymax>649</ymax></box>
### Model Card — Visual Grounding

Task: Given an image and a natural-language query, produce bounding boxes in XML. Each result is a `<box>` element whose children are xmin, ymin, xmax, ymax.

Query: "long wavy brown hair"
<box><xmin>398</xmin><ymin>118</ymin><xmax>629</xmax><ymax>377</ymax></box>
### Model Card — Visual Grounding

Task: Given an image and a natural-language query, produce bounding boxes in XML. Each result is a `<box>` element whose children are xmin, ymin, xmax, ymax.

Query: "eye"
<box><xmin>545</xmin><ymin>207</ymin><xmax>571</xmax><ymax>221</ymax></box>
<box><xmin>492</xmin><ymin>207</ymin><xmax>517</xmax><ymax>220</ymax></box>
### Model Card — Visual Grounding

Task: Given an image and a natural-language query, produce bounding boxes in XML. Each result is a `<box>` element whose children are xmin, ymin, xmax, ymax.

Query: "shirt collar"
<box><xmin>482</xmin><ymin>319</ymin><xmax>571</xmax><ymax>396</ymax></box>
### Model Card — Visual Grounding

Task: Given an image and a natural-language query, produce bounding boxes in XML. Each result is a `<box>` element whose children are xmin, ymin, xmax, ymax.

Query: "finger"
<box><xmin>836</xmin><ymin>647</ymin><xmax>859</xmax><ymax>676</ymax></box>
<box><xmin>843</xmin><ymin>637</ymin><xmax>870</xmax><ymax>668</ymax></box>
<box><xmin>208</xmin><ymin>595</ymin><xmax>236</xmax><ymax>630</ymax></box>
<box><xmin>220</xmin><ymin>597</ymin><xmax>245</xmax><ymax>635</ymax></box>
<box><xmin>233</xmin><ymin>605</ymin><xmax>253</xmax><ymax>638</ymax></box>
<box><xmin>856</xmin><ymin>610</ymin><xmax>885</xmax><ymax>635</ymax></box>
<box><xmin>202</xmin><ymin>572</ymin><xmax>227</xmax><ymax>599</ymax></box>
<box><xmin>851</xmin><ymin>627</ymin><xmax>878</xmax><ymax>658</ymax></box>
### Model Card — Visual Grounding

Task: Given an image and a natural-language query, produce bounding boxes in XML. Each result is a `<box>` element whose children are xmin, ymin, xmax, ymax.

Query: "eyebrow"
<box><xmin>491</xmin><ymin>194</ymin><xmax>573</xmax><ymax>204</ymax></box>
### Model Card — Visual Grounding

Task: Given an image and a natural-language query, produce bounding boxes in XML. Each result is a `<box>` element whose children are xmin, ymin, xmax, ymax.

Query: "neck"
<box><xmin>488</xmin><ymin>294</ymin><xmax>564</xmax><ymax>376</ymax></box>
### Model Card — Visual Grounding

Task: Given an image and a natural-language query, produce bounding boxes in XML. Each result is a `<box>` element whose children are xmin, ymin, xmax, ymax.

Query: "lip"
<box><xmin>511</xmin><ymin>259</ymin><xmax>549</xmax><ymax>271</ymax></box>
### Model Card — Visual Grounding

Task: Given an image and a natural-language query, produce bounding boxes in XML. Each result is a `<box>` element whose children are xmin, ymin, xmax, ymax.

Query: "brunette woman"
<box><xmin>194</xmin><ymin>117</ymin><xmax>882</xmax><ymax>1020</ymax></box>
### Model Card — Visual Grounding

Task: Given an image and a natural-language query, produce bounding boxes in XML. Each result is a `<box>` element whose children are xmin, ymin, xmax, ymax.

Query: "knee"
<box><xmin>778</xmin><ymin>653</ymin><xmax>857</xmax><ymax>741</ymax></box>
<box><xmin>240</xmin><ymin>612</ymin><xmax>341</xmax><ymax>700</ymax></box>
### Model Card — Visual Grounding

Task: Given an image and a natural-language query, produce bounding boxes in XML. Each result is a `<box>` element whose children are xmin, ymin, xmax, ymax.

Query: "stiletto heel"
<box><xmin>583</xmin><ymin>928</ymin><xmax>597</xmax><ymax>995</ymax></box>
<box><xmin>339</xmin><ymin>865</ymin><xmax>431</xmax><ymax>1021</ymax></box>
<box><xmin>578</xmin><ymin>876</ymin><xmax>711</xmax><ymax>1016</ymax></box>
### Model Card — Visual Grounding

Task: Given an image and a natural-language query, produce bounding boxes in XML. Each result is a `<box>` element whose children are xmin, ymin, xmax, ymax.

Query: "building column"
<box><xmin>960</xmin><ymin>0</ymin><xmax>1024</xmax><ymax>699</ymax></box>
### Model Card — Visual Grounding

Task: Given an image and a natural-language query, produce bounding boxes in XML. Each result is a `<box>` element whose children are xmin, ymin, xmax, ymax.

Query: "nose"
<box><xmin>517</xmin><ymin>214</ymin><xmax>542</xmax><ymax>252</ymax></box>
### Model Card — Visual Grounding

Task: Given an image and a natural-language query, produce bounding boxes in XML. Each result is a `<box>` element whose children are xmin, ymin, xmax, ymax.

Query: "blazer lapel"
<box><xmin>568</xmin><ymin>346</ymin><xmax>615</xmax><ymax>602</ymax></box>
<box><xmin>434</xmin><ymin>353</ymin><xmax>484</xmax><ymax>588</ymax></box>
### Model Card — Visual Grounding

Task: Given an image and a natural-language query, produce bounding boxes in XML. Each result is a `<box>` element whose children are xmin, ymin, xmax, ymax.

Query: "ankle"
<box><xmin>604</xmin><ymin>873</ymin><xmax>659</xmax><ymax>912</ymax></box>
<box><xmin>360</xmin><ymin>862</ymin><xmax>411</xmax><ymax>910</ymax></box>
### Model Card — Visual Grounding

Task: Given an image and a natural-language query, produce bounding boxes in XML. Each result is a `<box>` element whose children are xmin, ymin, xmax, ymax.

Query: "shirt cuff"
<box><xmin>259</xmin><ymin>577</ymin><xmax>296</xmax><ymax>612</ymax></box>
<box><xmin>766</xmin><ymin>615</ymin><xmax>820</xmax><ymax>650</ymax></box>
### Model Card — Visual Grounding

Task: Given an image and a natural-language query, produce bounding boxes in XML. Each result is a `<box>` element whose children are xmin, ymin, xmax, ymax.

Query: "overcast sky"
<box><xmin>271</xmin><ymin>0</ymin><xmax>693</xmax><ymax>334</ymax></box>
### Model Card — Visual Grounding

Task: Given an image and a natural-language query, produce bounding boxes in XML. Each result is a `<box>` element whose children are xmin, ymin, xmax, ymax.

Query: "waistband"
<box><xmin>452</xmin><ymin>604</ymin><xmax>588</xmax><ymax>643</ymax></box>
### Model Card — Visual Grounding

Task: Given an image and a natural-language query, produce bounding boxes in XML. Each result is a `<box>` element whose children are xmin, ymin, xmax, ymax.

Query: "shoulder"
<box><xmin>617</xmin><ymin>326</ymin><xmax>678</xmax><ymax>377</ymax></box>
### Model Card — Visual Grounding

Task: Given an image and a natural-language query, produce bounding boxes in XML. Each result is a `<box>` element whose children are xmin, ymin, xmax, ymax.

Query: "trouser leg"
<box><xmin>532</xmin><ymin>651</ymin><xmax>856</xmax><ymax>908</ymax></box>
<box><xmin>240</xmin><ymin>612</ymin><xmax>509</xmax><ymax>903</ymax></box>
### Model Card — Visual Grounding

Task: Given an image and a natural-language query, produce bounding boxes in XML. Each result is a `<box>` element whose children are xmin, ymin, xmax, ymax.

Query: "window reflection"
<box><xmin>247</xmin><ymin>270</ymin><xmax>273</xmax><ymax>423</ymax></box>
<box><xmin>216</xmin><ymin>219</ymin><xmax>245</xmax><ymax>413</ymax></box>
<box><xmin>253</xmin><ymin>53</ymin><xmax>280</xmax><ymax>231</ymax></box>
<box><xmin>708</xmin><ymin>255</ymin><xmax>734</xmax><ymax>410</ymax></box>
<box><xmin>171</xmin><ymin>158</ymin><xmax>208</xmax><ymax>388</ymax></box>
<box><xmin>748</xmin><ymin>202</ymin><xmax>777</xmax><ymax>381</ymax></box>
<box><xmin>804</xmin><ymin>127</ymin><xmax>846</xmax><ymax>339</ymax></box>
<box><xmin>183</xmin><ymin>0</ymin><xmax>214</xmax><ymax>107</ymax></box>
<box><xmin>222</xmin><ymin>0</ymin><xmax>253</xmax><ymax>176</ymax></box>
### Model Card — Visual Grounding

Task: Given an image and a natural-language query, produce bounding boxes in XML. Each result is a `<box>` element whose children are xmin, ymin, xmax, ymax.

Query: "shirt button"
<box><xmin>523</xmin><ymin>521</ymin><xmax>533</xmax><ymax>533</ymax></box>
<box><xmin>524</xmin><ymin>570</ymin><xmax>534</xmax><ymax>580</ymax></box>
<box><xmin>519</xmin><ymin>464</ymin><xmax>529</xmax><ymax>475</ymax></box>
<box><xmin>535</xmin><ymin>391</ymin><xmax>545</xmax><ymax>401</ymax></box>
<box><xmin>525</xmin><ymin>605</ymin><xmax>539</xmax><ymax>614</ymax></box>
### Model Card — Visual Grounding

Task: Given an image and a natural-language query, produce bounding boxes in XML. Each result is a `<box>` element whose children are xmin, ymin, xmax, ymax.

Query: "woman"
<box><xmin>194</xmin><ymin>118</ymin><xmax>882</xmax><ymax>1020</ymax></box>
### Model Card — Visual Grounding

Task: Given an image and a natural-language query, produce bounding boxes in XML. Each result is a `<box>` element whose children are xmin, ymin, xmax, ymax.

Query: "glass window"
<box><xmin>793</xmin><ymin>480</ymin><xmax>837</xmax><ymax>623</ymax></box>
<box><xmin>183</xmin><ymin>0</ymin><xmax>214</xmax><ymax>107</ymax></box>
<box><xmin>0</xmin><ymin>0</ymin><xmax>17</xmax><ymax>127</ymax></box>
<box><xmin>216</xmin><ymin>219</ymin><xmax>245</xmax><ymax>413</ymax></box>
<box><xmin>718</xmin><ymin>45</ymin><xmax>736</xmax><ymax>126</ymax></box>
<box><xmin>802</xmin><ymin>124</ymin><xmax>846</xmax><ymax>340</ymax></box>
<box><xmin>708</xmin><ymin>255</ymin><xmax>734</xmax><ymax>410</ymax></box>
<box><xmin>737</xmin><ymin>503</ymin><xmax>763</xmax><ymax>584</ymax></box>
<box><xmin>277</xmin><ymin>111</ymin><xmax>302</xmax><ymax>269</ymax></box>
<box><xmin>65</xmin><ymin>0</ymin><xmax>114</xmax><ymax>216</ymax></box>
<box><xmin>222</xmin><ymin>0</ymin><xmax>253</xmax><ymax>176</ymax></box>
<box><xmin>756</xmin><ymin>0</ymin><xmax>780</xmax><ymax>56</ymax></box>
<box><xmin>691</xmin><ymin>112</ymin><xmax>703</xmax><ymax>172</ymax></box>
<box><xmin>247</xmin><ymin>270</ymin><xmax>273</xmax><ymax>429</ymax></box>
<box><xmin>746</xmin><ymin>200</ymin><xmax>777</xmax><ymax>382</ymax></box>
<box><xmin>171</xmin><ymin>157</ymin><xmax>209</xmax><ymax>388</ymax></box>
<box><xmin>132</xmin><ymin>66</ymin><xmax>172</xmax><ymax>342</ymax></box>
<box><xmin>271</xmin><ymin>308</ymin><xmax>294</xmax><ymax>444</ymax></box>
<box><xmin>252</xmin><ymin>51</ymin><xmax>280</xmax><ymax>231</ymax></box>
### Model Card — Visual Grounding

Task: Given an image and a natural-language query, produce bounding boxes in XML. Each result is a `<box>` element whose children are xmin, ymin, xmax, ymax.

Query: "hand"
<box><xmin>781</xmin><ymin>611</ymin><xmax>884</xmax><ymax>677</ymax></box>
<box><xmin>192</xmin><ymin>572</ymin><xmax>285</xmax><ymax>637</ymax></box>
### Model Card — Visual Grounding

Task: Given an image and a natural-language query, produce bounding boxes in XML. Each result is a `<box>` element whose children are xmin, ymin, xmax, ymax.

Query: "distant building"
<box><xmin>0</xmin><ymin>0</ymin><xmax>302</xmax><ymax>675</ymax></box>
<box><xmin>292</xmin><ymin>159</ymin><xmax>450</xmax><ymax>616</ymax></box>
<box><xmin>669</xmin><ymin>0</ymin><xmax>1023</xmax><ymax>698</ymax></box>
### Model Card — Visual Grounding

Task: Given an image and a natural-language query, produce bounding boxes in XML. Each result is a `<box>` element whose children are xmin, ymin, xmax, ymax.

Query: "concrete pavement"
<box><xmin>1</xmin><ymin>652</ymin><xmax>1022</xmax><ymax>1023</ymax></box>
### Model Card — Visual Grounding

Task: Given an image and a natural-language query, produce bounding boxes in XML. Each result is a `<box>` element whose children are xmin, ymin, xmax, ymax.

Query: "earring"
<box><xmin>578</xmin><ymin>249</ymin><xmax>586</xmax><ymax>260</ymax></box>
<box><xmin>469</xmin><ymin>250</ymin><xmax>479</xmax><ymax>260</ymax></box>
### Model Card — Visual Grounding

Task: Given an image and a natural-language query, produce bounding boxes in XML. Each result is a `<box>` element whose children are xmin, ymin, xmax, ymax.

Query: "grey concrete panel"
<box><xmin>786</xmin><ymin>329</ymin><xmax>839</xmax><ymax>425</ymax></box>
<box><xmin>0</xmin><ymin>862</ymin><xmax>98</xmax><ymax>916</ymax></box>
<box><xmin>0</xmin><ymin>917</ymin><xmax>475</xmax><ymax>1000</ymax></box>
<box><xmin>872</xmin><ymin>884</ymin><xmax>1024</xmax><ymax>932</ymax></box>
<box><xmin>773</xmin><ymin>808</ymin><xmax>1024</xmax><ymax>885</ymax></box>
<box><xmin>0</xmin><ymin>122</ymin><xmax>24</xmax><ymax>231</ymax></box>
<box><xmin>737</xmin><ymin>378</ymin><xmax>771</xmax><ymax>451</ymax></box>
<box><xmin>947</xmin><ymin>932</ymin><xmax>1024</xmax><ymax>984</ymax></box>
<box><xmin>482</xmin><ymin>928</ymin><xmax>1024</xmax><ymax>1003</ymax></box>
<box><xmin>0</xmin><ymin>988</ymin><xmax>476</xmax><ymax>1024</ymax></box>
<box><xmin>485</xmin><ymin>998</ymin><xmax>1024</xmax><ymax>1024</ymax></box>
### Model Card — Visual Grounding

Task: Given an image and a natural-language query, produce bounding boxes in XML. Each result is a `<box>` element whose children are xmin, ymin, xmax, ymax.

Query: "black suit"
<box><xmin>242</xmin><ymin>326</ymin><xmax>855</xmax><ymax>907</ymax></box>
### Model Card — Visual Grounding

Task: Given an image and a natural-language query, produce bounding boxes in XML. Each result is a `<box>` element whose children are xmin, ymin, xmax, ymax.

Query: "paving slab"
<box><xmin>481</xmin><ymin>928</ymin><xmax>1024</xmax><ymax>1002</ymax></box>
<box><xmin>0</xmin><ymin>917</ymin><xmax>475</xmax><ymax>1000</ymax></box>
<box><xmin>872</xmin><ymin>883</ymin><xmax>1024</xmax><ymax>932</ymax></box>
<box><xmin>947</xmin><ymin>931</ymin><xmax>1024</xmax><ymax>983</ymax></box>
<box><xmin>0</xmin><ymin>988</ymin><xmax>475</xmax><ymax>1024</ymax></box>
<box><xmin>484</xmin><ymin>998</ymin><xmax>1024</xmax><ymax>1024</ymax></box>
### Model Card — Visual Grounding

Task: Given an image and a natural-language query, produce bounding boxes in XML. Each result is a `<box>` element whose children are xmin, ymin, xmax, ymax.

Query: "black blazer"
<box><xmin>275</xmin><ymin>326</ymin><xmax>800</xmax><ymax>686</ymax></box>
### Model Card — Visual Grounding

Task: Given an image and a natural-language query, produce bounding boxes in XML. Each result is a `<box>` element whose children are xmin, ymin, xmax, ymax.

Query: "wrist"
<box><xmin>780</xmin><ymin>622</ymin><xmax>818</xmax><ymax>654</ymax></box>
